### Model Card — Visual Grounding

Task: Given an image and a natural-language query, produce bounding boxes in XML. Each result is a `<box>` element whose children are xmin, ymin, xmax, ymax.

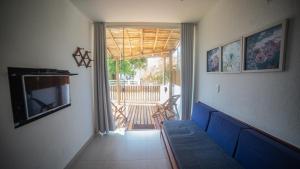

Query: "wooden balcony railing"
<box><xmin>110</xmin><ymin>85</ymin><xmax>161</xmax><ymax>103</ymax></box>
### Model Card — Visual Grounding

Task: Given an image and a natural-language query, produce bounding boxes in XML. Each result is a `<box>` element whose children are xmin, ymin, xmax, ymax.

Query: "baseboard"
<box><xmin>64</xmin><ymin>133</ymin><xmax>96</xmax><ymax>169</ymax></box>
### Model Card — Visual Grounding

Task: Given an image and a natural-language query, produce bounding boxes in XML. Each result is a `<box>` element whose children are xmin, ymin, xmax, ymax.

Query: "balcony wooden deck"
<box><xmin>114</xmin><ymin>104</ymin><xmax>167</xmax><ymax>130</ymax></box>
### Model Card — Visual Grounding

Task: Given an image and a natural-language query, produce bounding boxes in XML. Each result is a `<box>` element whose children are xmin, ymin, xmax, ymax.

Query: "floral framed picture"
<box><xmin>221</xmin><ymin>39</ymin><xmax>242</xmax><ymax>73</ymax></box>
<box><xmin>207</xmin><ymin>47</ymin><xmax>220</xmax><ymax>72</ymax></box>
<box><xmin>242</xmin><ymin>20</ymin><xmax>287</xmax><ymax>72</ymax></box>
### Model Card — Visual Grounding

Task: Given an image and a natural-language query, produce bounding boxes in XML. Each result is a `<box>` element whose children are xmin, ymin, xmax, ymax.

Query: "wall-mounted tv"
<box><xmin>8</xmin><ymin>67</ymin><xmax>77</xmax><ymax>128</ymax></box>
<box><xmin>22</xmin><ymin>75</ymin><xmax>71</xmax><ymax>120</ymax></box>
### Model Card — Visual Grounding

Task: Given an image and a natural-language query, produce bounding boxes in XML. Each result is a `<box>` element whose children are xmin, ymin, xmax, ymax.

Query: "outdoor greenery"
<box><xmin>107</xmin><ymin>57</ymin><xmax>177</xmax><ymax>85</ymax></box>
<box><xmin>141</xmin><ymin>70</ymin><xmax>170</xmax><ymax>84</ymax></box>
<box><xmin>107</xmin><ymin>57</ymin><xmax>147</xmax><ymax>80</ymax></box>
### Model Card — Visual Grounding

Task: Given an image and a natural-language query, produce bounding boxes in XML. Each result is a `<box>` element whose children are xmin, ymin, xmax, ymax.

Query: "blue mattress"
<box><xmin>163</xmin><ymin>120</ymin><xmax>244</xmax><ymax>169</ymax></box>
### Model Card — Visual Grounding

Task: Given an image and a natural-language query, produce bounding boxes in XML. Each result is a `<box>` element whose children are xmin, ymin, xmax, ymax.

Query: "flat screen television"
<box><xmin>8</xmin><ymin>67</ymin><xmax>77</xmax><ymax>128</ymax></box>
<box><xmin>22</xmin><ymin>75</ymin><xmax>71</xmax><ymax>120</ymax></box>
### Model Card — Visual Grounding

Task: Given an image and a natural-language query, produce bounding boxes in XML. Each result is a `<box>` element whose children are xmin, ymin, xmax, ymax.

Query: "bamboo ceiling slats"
<box><xmin>106</xmin><ymin>28</ymin><xmax>180</xmax><ymax>59</ymax></box>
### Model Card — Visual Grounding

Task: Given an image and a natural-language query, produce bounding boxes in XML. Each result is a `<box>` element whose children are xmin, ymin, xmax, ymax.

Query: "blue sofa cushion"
<box><xmin>163</xmin><ymin>120</ymin><xmax>244</xmax><ymax>169</ymax></box>
<box><xmin>191</xmin><ymin>102</ymin><xmax>217</xmax><ymax>131</ymax></box>
<box><xmin>163</xmin><ymin>120</ymin><xmax>200</xmax><ymax>137</ymax></box>
<box><xmin>207</xmin><ymin>111</ymin><xmax>248</xmax><ymax>156</ymax></box>
<box><xmin>235</xmin><ymin>129</ymin><xmax>300</xmax><ymax>169</ymax></box>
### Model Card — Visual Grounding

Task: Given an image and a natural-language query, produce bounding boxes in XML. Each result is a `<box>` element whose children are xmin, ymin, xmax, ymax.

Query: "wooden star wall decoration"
<box><xmin>72</xmin><ymin>47</ymin><xmax>93</xmax><ymax>68</ymax></box>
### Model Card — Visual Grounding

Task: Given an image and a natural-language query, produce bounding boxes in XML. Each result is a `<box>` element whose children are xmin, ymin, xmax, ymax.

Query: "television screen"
<box><xmin>22</xmin><ymin>75</ymin><xmax>71</xmax><ymax>119</ymax></box>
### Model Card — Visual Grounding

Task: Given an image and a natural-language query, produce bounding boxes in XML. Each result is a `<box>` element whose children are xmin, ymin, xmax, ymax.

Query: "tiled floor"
<box><xmin>70</xmin><ymin>130</ymin><xmax>171</xmax><ymax>169</ymax></box>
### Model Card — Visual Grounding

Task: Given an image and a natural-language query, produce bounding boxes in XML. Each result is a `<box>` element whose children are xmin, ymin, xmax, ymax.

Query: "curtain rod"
<box><xmin>104</xmin><ymin>22</ymin><xmax>180</xmax><ymax>29</ymax></box>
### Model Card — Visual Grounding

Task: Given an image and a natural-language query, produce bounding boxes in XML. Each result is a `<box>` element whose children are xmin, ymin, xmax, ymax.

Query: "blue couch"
<box><xmin>162</xmin><ymin>102</ymin><xmax>300</xmax><ymax>169</ymax></box>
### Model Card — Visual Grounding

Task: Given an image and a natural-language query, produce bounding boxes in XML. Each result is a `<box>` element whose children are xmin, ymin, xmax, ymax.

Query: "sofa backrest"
<box><xmin>235</xmin><ymin>129</ymin><xmax>300</xmax><ymax>169</ymax></box>
<box><xmin>206</xmin><ymin>111</ymin><xmax>248</xmax><ymax>156</ymax></box>
<box><xmin>191</xmin><ymin>102</ymin><xmax>217</xmax><ymax>131</ymax></box>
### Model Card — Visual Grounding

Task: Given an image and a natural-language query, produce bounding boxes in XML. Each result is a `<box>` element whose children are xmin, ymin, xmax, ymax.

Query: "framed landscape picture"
<box><xmin>242</xmin><ymin>20</ymin><xmax>287</xmax><ymax>72</ymax></box>
<box><xmin>207</xmin><ymin>47</ymin><xmax>220</xmax><ymax>72</ymax></box>
<box><xmin>221</xmin><ymin>39</ymin><xmax>242</xmax><ymax>73</ymax></box>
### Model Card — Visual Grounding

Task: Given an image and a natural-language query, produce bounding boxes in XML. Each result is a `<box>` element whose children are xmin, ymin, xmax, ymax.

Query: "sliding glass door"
<box><xmin>106</xmin><ymin>25</ymin><xmax>181</xmax><ymax>130</ymax></box>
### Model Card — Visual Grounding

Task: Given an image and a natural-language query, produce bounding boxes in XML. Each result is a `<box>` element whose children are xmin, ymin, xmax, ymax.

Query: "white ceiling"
<box><xmin>71</xmin><ymin>0</ymin><xmax>218</xmax><ymax>23</ymax></box>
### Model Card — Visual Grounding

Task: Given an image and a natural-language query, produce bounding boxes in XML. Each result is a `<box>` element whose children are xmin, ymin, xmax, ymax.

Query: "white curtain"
<box><xmin>180</xmin><ymin>23</ymin><xmax>195</xmax><ymax>120</ymax></box>
<box><xmin>94</xmin><ymin>22</ymin><xmax>115</xmax><ymax>133</ymax></box>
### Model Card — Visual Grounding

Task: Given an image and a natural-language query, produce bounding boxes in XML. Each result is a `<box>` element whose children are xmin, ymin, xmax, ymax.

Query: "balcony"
<box><xmin>110</xmin><ymin>83</ymin><xmax>161</xmax><ymax>104</ymax></box>
<box><xmin>106</xmin><ymin>26</ymin><xmax>181</xmax><ymax>130</ymax></box>
<box><xmin>110</xmin><ymin>82</ymin><xmax>173</xmax><ymax>130</ymax></box>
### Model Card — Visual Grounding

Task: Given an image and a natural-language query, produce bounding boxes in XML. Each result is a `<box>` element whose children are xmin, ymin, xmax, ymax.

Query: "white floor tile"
<box><xmin>70</xmin><ymin>130</ymin><xmax>170</xmax><ymax>169</ymax></box>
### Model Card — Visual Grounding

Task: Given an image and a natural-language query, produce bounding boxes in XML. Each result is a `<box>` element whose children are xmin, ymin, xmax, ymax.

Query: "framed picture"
<box><xmin>207</xmin><ymin>47</ymin><xmax>220</xmax><ymax>72</ymax></box>
<box><xmin>221</xmin><ymin>39</ymin><xmax>242</xmax><ymax>73</ymax></box>
<box><xmin>242</xmin><ymin>20</ymin><xmax>287</xmax><ymax>72</ymax></box>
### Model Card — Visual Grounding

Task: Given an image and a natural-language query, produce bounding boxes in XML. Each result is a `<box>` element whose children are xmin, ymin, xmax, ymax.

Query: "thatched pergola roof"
<box><xmin>106</xmin><ymin>28</ymin><xmax>180</xmax><ymax>60</ymax></box>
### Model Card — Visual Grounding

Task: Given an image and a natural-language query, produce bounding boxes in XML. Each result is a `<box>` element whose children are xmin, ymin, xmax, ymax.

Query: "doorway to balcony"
<box><xmin>106</xmin><ymin>26</ymin><xmax>181</xmax><ymax>130</ymax></box>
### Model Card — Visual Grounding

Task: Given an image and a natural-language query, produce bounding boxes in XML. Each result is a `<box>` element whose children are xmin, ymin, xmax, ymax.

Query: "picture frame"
<box><xmin>207</xmin><ymin>47</ymin><xmax>221</xmax><ymax>73</ymax></box>
<box><xmin>221</xmin><ymin>38</ymin><xmax>242</xmax><ymax>73</ymax></box>
<box><xmin>242</xmin><ymin>19</ymin><xmax>288</xmax><ymax>72</ymax></box>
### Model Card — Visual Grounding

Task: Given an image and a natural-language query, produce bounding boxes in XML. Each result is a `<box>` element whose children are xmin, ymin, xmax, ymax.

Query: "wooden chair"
<box><xmin>111</xmin><ymin>102</ymin><xmax>127</xmax><ymax>128</ymax></box>
<box><xmin>152</xmin><ymin>95</ymin><xmax>180</xmax><ymax>120</ymax></box>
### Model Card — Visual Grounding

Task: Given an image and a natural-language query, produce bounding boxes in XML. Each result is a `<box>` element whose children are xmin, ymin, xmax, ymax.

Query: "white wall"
<box><xmin>0</xmin><ymin>0</ymin><xmax>94</xmax><ymax>169</ymax></box>
<box><xmin>195</xmin><ymin>0</ymin><xmax>300</xmax><ymax>148</ymax></box>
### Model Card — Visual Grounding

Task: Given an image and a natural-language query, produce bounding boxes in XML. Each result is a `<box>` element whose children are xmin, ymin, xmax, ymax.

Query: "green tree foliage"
<box><xmin>107</xmin><ymin>57</ymin><xmax>116</xmax><ymax>79</ymax></box>
<box><xmin>131</xmin><ymin>58</ymin><xmax>147</xmax><ymax>70</ymax></box>
<box><xmin>107</xmin><ymin>57</ymin><xmax>147</xmax><ymax>80</ymax></box>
